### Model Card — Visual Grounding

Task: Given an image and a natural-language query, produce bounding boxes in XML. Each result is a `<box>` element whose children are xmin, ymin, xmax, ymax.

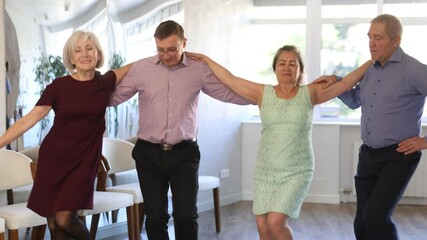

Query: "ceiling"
<box><xmin>5</xmin><ymin>0</ymin><xmax>148</xmax><ymax>27</ymax></box>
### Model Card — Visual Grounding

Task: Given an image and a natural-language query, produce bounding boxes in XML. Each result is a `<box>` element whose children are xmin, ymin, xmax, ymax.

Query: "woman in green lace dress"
<box><xmin>187</xmin><ymin>46</ymin><xmax>372</xmax><ymax>240</ymax></box>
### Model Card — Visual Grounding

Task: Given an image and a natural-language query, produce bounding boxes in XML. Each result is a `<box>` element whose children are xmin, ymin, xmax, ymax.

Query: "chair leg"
<box><xmin>139</xmin><ymin>202</ymin><xmax>145</xmax><ymax>233</ymax></box>
<box><xmin>213</xmin><ymin>187</ymin><xmax>221</xmax><ymax>233</ymax></box>
<box><xmin>132</xmin><ymin>204</ymin><xmax>140</xmax><ymax>238</ymax></box>
<box><xmin>112</xmin><ymin>209</ymin><xmax>119</xmax><ymax>223</ymax></box>
<box><xmin>90</xmin><ymin>213</ymin><xmax>101</xmax><ymax>240</ymax></box>
<box><xmin>8</xmin><ymin>229</ymin><xmax>19</xmax><ymax>240</ymax></box>
<box><xmin>126</xmin><ymin>206</ymin><xmax>136</xmax><ymax>240</ymax></box>
<box><xmin>133</xmin><ymin>204</ymin><xmax>141</xmax><ymax>239</ymax></box>
<box><xmin>0</xmin><ymin>232</ymin><xmax>4</xmax><ymax>240</ymax></box>
<box><xmin>31</xmin><ymin>225</ymin><xmax>46</xmax><ymax>240</ymax></box>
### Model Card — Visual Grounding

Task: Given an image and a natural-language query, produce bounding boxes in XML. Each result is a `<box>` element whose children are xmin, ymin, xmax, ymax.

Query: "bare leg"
<box><xmin>266</xmin><ymin>212</ymin><xmax>293</xmax><ymax>240</ymax></box>
<box><xmin>256</xmin><ymin>212</ymin><xmax>293</xmax><ymax>240</ymax></box>
<box><xmin>256</xmin><ymin>214</ymin><xmax>271</xmax><ymax>240</ymax></box>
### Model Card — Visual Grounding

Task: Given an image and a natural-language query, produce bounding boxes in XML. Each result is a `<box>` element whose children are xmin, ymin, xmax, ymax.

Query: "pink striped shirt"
<box><xmin>109</xmin><ymin>54</ymin><xmax>252</xmax><ymax>144</ymax></box>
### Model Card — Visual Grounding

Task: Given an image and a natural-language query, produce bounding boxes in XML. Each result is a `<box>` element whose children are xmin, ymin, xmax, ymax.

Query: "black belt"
<box><xmin>363</xmin><ymin>143</ymin><xmax>398</xmax><ymax>154</ymax></box>
<box><xmin>140</xmin><ymin>138</ymin><xmax>196</xmax><ymax>151</ymax></box>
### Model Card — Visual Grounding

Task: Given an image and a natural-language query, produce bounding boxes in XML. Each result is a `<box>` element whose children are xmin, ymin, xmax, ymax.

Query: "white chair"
<box><xmin>0</xmin><ymin>149</ymin><xmax>47</xmax><ymax>240</ymax></box>
<box><xmin>125</xmin><ymin>136</ymin><xmax>138</xmax><ymax>145</ymax></box>
<box><xmin>77</xmin><ymin>155</ymin><xmax>137</xmax><ymax>240</ymax></box>
<box><xmin>76</xmin><ymin>191</ymin><xmax>135</xmax><ymax>239</ymax></box>
<box><xmin>124</xmin><ymin>137</ymin><xmax>222</xmax><ymax>232</ymax></box>
<box><xmin>198</xmin><ymin>175</ymin><xmax>221</xmax><ymax>232</ymax></box>
<box><xmin>18</xmin><ymin>147</ymin><xmax>136</xmax><ymax>240</ymax></box>
<box><xmin>102</xmin><ymin>138</ymin><xmax>144</xmax><ymax>236</ymax></box>
<box><xmin>10</xmin><ymin>146</ymin><xmax>41</xmax><ymax>204</ymax></box>
<box><xmin>19</xmin><ymin>146</ymin><xmax>40</xmax><ymax>163</ymax></box>
<box><xmin>0</xmin><ymin>217</ymin><xmax>5</xmax><ymax>240</ymax></box>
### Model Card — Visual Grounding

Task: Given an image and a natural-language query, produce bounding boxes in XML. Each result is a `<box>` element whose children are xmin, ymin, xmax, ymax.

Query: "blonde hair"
<box><xmin>62</xmin><ymin>31</ymin><xmax>104</xmax><ymax>73</ymax></box>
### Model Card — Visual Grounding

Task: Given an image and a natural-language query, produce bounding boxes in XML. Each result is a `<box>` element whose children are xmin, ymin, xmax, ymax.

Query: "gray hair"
<box><xmin>371</xmin><ymin>14</ymin><xmax>403</xmax><ymax>43</ymax></box>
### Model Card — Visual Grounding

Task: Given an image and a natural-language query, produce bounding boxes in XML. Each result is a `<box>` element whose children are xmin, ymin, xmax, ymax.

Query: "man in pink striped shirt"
<box><xmin>109</xmin><ymin>20</ymin><xmax>252</xmax><ymax>240</ymax></box>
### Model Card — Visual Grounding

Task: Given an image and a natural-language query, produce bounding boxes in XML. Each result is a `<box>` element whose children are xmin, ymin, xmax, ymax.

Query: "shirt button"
<box><xmin>370</xmin><ymin>105</ymin><xmax>373</xmax><ymax>108</ymax></box>
<box><xmin>378</xmin><ymin>79</ymin><xmax>380</xmax><ymax>82</ymax></box>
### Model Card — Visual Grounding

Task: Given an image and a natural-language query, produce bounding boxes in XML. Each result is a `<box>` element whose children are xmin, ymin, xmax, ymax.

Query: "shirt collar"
<box><xmin>374</xmin><ymin>47</ymin><xmax>404</xmax><ymax>68</ymax></box>
<box><xmin>154</xmin><ymin>54</ymin><xmax>190</xmax><ymax>68</ymax></box>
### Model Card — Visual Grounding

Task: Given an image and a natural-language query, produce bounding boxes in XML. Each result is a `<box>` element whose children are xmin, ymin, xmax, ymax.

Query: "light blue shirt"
<box><xmin>339</xmin><ymin>47</ymin><xmax>427</xmax><ymax>148</ymax></box>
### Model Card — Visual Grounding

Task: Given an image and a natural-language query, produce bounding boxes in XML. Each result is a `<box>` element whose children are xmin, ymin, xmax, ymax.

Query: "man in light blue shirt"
<box><xmin>337</xmin><ymin>14</ymin><xmax>427</xmax><ymax>240</ymax></box>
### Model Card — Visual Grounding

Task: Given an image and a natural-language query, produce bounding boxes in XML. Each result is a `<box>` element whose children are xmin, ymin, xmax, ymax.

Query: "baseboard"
<box><xmin>241</xmin><ymin>191</ymin><xmax>253</xmax><ymax>200</ymax></box>
<box><xmin>341</xmin><ymin>193</ymin><xmax>427</xmax><ymax>205</ymax></box>
<box><xmin>305</xmin><ymin>193</ymin><xmax>340</xmax><ymax>204</ymax></box>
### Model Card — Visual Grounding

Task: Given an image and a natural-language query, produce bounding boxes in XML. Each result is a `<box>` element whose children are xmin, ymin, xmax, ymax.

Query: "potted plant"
<box><xmin>33</xmin><ymin>49</ymin><xmax>67</xmax><ymax>143</ymax></box>
<box><xmin>108</xmin><ymin>53</ymin><xmax>125</xmax><ymax>137</ymax></box>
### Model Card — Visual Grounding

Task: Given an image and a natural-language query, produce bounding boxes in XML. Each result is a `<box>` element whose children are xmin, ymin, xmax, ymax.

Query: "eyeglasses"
<box><xmin>156</xmin><ymin>43</ymin><xmax>182</xmax><ymax>56</ymax></box>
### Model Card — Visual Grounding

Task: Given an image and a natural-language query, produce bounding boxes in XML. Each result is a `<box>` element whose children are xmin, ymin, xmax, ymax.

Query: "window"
<box><xmin>251</xmin><ymin>0</ymin><xmax>427</xmax><ymax>122</ymax></box>
<box><xmin>320</xmin><ymin>23</ymin><xmax>369</xmax><ymax>119</ymax></box>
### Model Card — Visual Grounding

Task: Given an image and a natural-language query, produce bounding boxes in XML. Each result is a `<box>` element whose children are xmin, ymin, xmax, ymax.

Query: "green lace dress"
<box><xmin>253</xmin><ymin>84</ymin><xmax>314</xmax><ymax>219</ymax></box>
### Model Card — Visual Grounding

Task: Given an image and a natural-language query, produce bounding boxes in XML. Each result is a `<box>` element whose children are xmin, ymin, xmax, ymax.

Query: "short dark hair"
<box><xmin>272</xmin><ymin>45</ymin><xmax>304</xmax><ymax>86</ymax></box>
<box><xmin>154</xmin><ymin>20</ymin><xmax>185</xmax><ymax>40</ymax></box>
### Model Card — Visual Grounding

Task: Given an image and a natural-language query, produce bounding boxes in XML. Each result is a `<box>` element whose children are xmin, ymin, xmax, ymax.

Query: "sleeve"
<box><xmin>36</xmin><ymin>81</ymin><xmax>56</xmax><ymax>107</ymax></box>
<box><xmin>103</xmin><ymin>70</ymin><xmax>117</xmax><ymax>91</ymax></box>
<box><xmin>337</xmin><ymin>84</ymin><xmax>361</xmax><ymax>109</ymax></box>
<box><xmin>408</xmin><ymin>60</ymin><xmax>427</xmax><ymax>95</ymax></box>
<box><xmin>201</xmin><ymin>63</ymin><xmax>254</xmax><ymax>105</ymax></box>
<box><xmin>109</xmin><ymin>64</ymin><xmax>139</xmax><ymax>107</ymax></box>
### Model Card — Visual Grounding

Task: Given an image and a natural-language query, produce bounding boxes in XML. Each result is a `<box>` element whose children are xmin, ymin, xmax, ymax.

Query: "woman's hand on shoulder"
<box><xmin>308</xmin><ymin>75</ymin><xmax>339</xmax><ymax>105</ymax></box>
<box><xmin>185</xmin><ymin>52</ymin><xmax>208</xmax><ymax>63</ymax></box>
<box><xmin>311</xmin><ymin>75</ymin><xmax>338</xmax><ymax>89</ymax></box>
<box><xmin>113</xmin><ymin>63</ymin><xmax>133</xmax><ymax>85</ymax></box>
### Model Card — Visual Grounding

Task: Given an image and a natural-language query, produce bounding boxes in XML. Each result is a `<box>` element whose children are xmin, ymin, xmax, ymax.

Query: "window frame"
<box><xmin>252</xmin><ymin>0</ymin><xmax>427</xmax><ymax>123</ymax></box>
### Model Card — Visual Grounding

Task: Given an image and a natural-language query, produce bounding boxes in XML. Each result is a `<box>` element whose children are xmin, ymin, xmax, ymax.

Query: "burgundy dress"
<box><xmin>27</xmin><ymin>71</ymin><xmax>116</xmax><ymax>217</ymax></box>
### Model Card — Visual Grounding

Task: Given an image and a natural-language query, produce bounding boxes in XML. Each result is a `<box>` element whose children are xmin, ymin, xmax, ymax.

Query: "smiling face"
<box><xmin>368</xmin><ymin>20</ymin><xmax>401</xmax><ymax>66</ymax></box>
<box><xmin>69</xmin><ymin>37</ymin><xmax>100</xmax><ymax>72</ymax></box>
<box><xmin>155</xmin><ymin>34</ymin><xmax>186</xmax><ymax>67</ymax></box>
<box><xmin>274</xmin><ymin>51</ymin><xmax>302</xmax><ymax>85</ymax></box>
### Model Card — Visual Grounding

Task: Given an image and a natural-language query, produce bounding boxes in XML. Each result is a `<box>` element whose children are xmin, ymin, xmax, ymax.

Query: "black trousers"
<box><xmin>132</xmin><ymin>139</ymin><xmax>200</xmax><ymax>240</ymax></box>
<box><xmin>354</xmin><ymin>144</ymin><xmax>421</xmax><ymax>240</ymax></box>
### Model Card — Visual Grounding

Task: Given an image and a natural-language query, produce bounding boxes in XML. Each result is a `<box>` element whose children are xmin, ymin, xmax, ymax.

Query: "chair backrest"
<box><xmin>0</xmin><ymin>150</ymin><xmax>33</xmax><ymax>191</ymax></box>
<box><xmin>125</xmin><ymin>136</ymin><xmax>138</xmax><ymax>144</ymax></box>
<box><xmin>102</xmin><ymin>138</ymin><xmax>136</xmax><ymax>174</ymax></box>
<box><xmin>19</xmin><ymin>146</ymin><xmax>40</xmax><ymax>164</ymax></box>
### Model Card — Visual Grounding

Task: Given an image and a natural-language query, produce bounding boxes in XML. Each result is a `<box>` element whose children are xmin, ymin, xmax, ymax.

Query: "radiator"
<box><xmin>352</xmin><ymin>141</ymin><xmax>427</xmax><ymax>197</ymax></box>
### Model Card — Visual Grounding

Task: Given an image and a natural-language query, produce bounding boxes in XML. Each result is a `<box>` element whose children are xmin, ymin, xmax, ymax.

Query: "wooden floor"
<box><xmin>99</xmin><ymin>201</ymin><xmax>427</xmax><ymax>240</ymax></box>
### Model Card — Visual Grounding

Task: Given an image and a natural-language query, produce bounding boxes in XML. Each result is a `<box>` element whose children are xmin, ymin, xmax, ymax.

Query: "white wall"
<box><xmin>184</xmin><ymin>0</ymin><xmax>255</xmax><ymax>207</ymax></box>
